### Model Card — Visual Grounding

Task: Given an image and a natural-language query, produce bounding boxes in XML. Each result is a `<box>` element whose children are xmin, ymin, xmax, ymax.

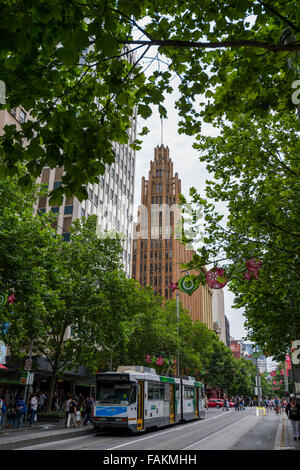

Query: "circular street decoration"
<box><xmin>0</xmin><ymin>292</ymin><xmax>8</xmax><ymax>307</ymax></box>
<box><xmin>178</xmin><ymin>275</ymin><xmax>199</xmax><ymax>296</ymax></box>
<box><xmin>206</xmin><ymin>267</ymin><xmax>228</xmax><ymax>289</ymax></box>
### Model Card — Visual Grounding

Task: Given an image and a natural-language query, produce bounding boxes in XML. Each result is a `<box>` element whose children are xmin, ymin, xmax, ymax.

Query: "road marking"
<box><xmin>183</xmin><ymin>415</ymin><xmax>254</xmax><ymax>450</ymax></box>
<box><xmin>281</xmin><ymin>413</ymin><xmax>285</xmax><ymax>448</ymax></box>
<box><xmin>107</xmin><ymin>411</ymin><xmax>241</xmax><ymax>450</ymax></box>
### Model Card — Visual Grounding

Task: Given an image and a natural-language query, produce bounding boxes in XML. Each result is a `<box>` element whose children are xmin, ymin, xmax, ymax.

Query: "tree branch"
<box><xmin>256</xmin><ymin>0</ymin><xmax>300</xmax><ymax>34</ymax></box>
<box><xmin>117</xmin><ymin>38</ymin><xmax>300</xmax><ymax>52</ymax></box>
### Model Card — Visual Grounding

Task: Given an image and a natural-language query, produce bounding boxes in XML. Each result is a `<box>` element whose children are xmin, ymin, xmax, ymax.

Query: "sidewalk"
<box><xmin>274</xmin><ymin>410</ymin><xmax>300</xmax><ymax>450</ymax></box>
<box><xmin>0</xmin><ymin>419</ymin><xmax>95</xmax><ymax>450</ymax></box>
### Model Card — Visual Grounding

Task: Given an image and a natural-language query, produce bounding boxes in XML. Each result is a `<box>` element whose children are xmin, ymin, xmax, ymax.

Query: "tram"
<box><xmin>92</xmin><ymin>366</ymin><xmax>205</xmax><ymax>433</ymax></box>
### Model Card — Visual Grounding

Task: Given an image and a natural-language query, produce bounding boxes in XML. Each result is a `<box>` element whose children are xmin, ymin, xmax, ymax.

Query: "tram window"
<box><xmin>148</xmin><ymin>382</ymin><xmax>163</xmax><ymax>400</ymax></box>
<box><xmin>148</xmin><ymin>383</ymin><xmax>154</xmax><ymax>400</ymax></box>
<box><xmin>184</xmin><ymin>387</ymin><xmax>194</xmax><ymax>399</ymax></box>
<box><xmin>153</xmin><ymin>384</ymin><xmax>159</xmax><ymax>400</ymax></box>
<box><xmin>164</xmin><ymin>383</ymin><xmax>170</xmax><ymax>401</ymax></box>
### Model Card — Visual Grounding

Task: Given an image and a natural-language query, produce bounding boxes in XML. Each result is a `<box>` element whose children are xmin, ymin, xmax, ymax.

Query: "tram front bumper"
<box><xmin>93</xmin><ymin>417</ymin><xmax>129</xmax><ymax>428</ymax></box>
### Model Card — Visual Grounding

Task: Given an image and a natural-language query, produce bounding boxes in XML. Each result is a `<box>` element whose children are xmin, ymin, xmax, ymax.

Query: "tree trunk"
<box><xmin>46</xmin><ymin>363</ymin><xmax>59</xmax><ymax>413</ymax></box>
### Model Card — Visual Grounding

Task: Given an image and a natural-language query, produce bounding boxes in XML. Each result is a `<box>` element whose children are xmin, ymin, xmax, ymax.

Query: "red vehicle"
<box><xmin>208</xmin><ymin>399</ymin><xmax>234</xmax><ymax>408</ymax></box>
<box><xmin>207</xmin><ymin>399</ymin><xmax>224</xmax><ymax>408</ymax></box>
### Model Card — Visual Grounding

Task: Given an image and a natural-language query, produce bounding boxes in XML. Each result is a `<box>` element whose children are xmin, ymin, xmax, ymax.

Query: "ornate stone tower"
<box><xmin>132</xmin><ymin>144</ymin><xmax>212</xmax><ymax>327</ymax></box>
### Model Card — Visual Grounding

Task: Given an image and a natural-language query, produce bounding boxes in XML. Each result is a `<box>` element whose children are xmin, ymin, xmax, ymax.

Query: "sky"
<box><xmin>133</xmin><ymin>72</ymin><xmax>248</xmax><ymax>341</ymax></box>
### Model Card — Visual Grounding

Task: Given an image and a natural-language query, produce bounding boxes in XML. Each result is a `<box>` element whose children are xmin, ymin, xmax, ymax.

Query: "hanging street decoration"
<box><xmin>170</xmin><ymin>281</ymin><xmax>178</xmax><ymax>293</ymax></box>
<box><xmin>177</xmin><ymin>275</ymin><xmax>200</xmax><ymax>296</ymax></box>
<box><xmin>7</xmin><ymin>293</ymin><xmax>15</xmax><ymax>304</ymax></box>
<box><xmin>206</xmin><ymin>267</ymin><xmax>228</xmax><ymax>289</ymax></box>
<box><xmin>243</xmin><ymin>258</ymin><xmax>262</xmax><ymax>281</ymax></box>
<box><xmin>145</xmin><ymin>354</ymin><xmax>176</xmax><ymax>369</ymax></box>
<box><xmin>156</xmin><ymin>356</ymin><xmax>164</xmax><ymax>366</ymax></box>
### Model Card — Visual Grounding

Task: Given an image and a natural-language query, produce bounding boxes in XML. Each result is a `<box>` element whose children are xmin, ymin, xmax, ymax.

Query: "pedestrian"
<box><xmin>29</xmin><ymin>393</ymin><xmax>38</xmax><ymax>427</ymax></box>
<box><xmin>274</xmin><ymin>397</ymin><xmax>280</xmax><ymax>415</ymax></box>
<box><xmin>84</xmin><ymin>396</ymin><xmax>94</xmax><ymax>426</ymax></box>
<box><xmin>52</xmin><ymin>391</ymin><xmax>59</xmax><ymax>411</ymax></box>
<box><xmin>66</xmin><ymin>397</ymin><xmax>78</xmax><ymax>428</ymax></box>
<box><xmin>38</xmin><ymin>392</ymin><xmax>46</xmax><ymax>412</ymax></box>
<box><xmin>285</xmin><ymin>395</ymin><xmax>300</xmax><ymax>442</ymax></box>
<box><xmin>14</xmin><ymin>396</ymin><xmax>27</xmax><ymax>428</ymax></box>
<box><xmin>240</xmin><ymin>397</ymin><xmax>245</xmax><ymax>410</ymax></box>
<box><xmin>64</xmin><ymin>395</ymin><xmax>72</xmax><ymax>428</ymax></box>
<box><xmin>6</xmin><ymin>404</ymin><xmax>15</xmax><ymax>428</ymax></box>
<box><xmin>204</xmin><ymin>395</ymin><xmax>208</xmax><ymax>410</ymax></box>
<box><xmin>223</xmin><ymin>396</ymin><xmax>229</xmax><ymax>411</ymax></box>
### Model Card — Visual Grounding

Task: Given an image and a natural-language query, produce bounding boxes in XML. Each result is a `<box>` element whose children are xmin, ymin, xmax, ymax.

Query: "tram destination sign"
<box><xmin>96</xmin><ymin>373</ymin><xmax>130</xmax><ymax>382</ymax></box>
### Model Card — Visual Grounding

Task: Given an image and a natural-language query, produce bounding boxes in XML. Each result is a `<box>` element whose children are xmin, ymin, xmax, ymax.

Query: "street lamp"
<box><xmin>176</xmin><ymin>292</ymin><xmax>180</xmax><ymax>377</ymax></box>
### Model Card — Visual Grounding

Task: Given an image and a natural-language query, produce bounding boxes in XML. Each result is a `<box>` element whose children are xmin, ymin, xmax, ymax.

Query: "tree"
<box><xmin>0</xmin><ymin>175</ymin><xmax>147</xmax><ymax>409</ymax></box>
<box><xmin>181</xmin><ymin>111</ymin><xmax>300</xmax><ymax>361</ymax></box>
<box><xmin>1</xmin><ymin>1</ymin><xmax>300</xmax><ymax>201</ymax></box>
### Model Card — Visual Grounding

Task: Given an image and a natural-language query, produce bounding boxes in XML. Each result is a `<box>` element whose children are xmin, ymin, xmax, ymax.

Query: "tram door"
<box><xmin>169</xmin><ymin>384</ymin><xmax>175</xmax><ymax>423</ymax></box>
<box><xmin>195</xmin><ymin>387</ymin><xmax>199</xmax><ymax>417</ymax></box>
<box><xmin>137</xmin><ymin>381</ymin><xmax>144</xmax><ymax>431</ymax></box>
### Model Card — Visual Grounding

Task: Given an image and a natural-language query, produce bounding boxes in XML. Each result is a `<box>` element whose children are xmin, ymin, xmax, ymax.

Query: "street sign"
<box><xmin>20</xmin><ymin>373</ymin><xmax>27</xmax><ymax>384</ymax></box>
<box><xmin>20</xmin><ymin>372</ymin><xmax>34</xmax><ymax>385</ymax></box>
<box><xmin>24</xmin><ymin>359</ymin><xmax>32</xmax><ymax>371</ymax></box>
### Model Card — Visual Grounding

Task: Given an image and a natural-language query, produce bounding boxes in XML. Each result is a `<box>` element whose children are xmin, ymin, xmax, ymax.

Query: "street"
<box><xmin>15</xmin><ymin>407</ymin><xmax>298</xmax><ymax>451</ymax></box>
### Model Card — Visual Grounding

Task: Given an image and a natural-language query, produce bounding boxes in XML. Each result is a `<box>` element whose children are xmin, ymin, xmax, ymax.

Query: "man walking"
<box><xmin>84</xmin><ymin>396</ymin><xmax>94</xmax><ymax>426</ymax></box>
<box><xmin>29</xmin><ymin>393</ymin><xmax>38</xmax><ymax>427</ymax></box>
<box><xmin>285</xmin><ymin>395</ymin><xmax>300</xmax><ymax>442</ymax></box>
<box><xmin>66</xmin><ymin>397</ymin><xmax>78</xmax><ymax>428</ymax></box>
<box><xmin>64</xmin><ymin>395</ymin><xmax>71</xmax><ymax>428</ymax></box>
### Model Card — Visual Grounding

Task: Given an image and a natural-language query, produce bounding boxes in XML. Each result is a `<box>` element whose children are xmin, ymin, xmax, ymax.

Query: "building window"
<box><xmin>38</xmin><ymin>208</ymin><xmax>46</xmax><ymax>214</ymax></box>
<box><xmin>19</xmin><ymin>109</ymin><xmax>26</xmax><ymax>123</ymax></box>
<box><xmin>94</xmin><ymin>194</ymin><xmax>98</xmax><ymax>206</ymax></box>
<box><xmin>53</xmin><ymin>181</ymin><xmax>62</xmax><ymax>189</ymax></box>
<box><xmin>64</xmin><ymin>205</ymin><xmax>73</xmax><ymax>215</ymax></box>
<box><xmin>51</xmin><ymin>206</ymin><xmax>59</xmax><ymax>213</ymax></box>
<box><xmin>62</xmin><ymin>233</ymin><xmax>71</xmax><ymax>242</ymax></box>
<box><xmin>81</xmin><ymin>208</ymin><xmax>86</xmax><ymax>217</ymax></box>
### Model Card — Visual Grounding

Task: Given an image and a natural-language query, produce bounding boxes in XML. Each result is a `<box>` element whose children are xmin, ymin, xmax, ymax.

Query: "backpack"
<box><xmin>69</xmin><ymin>402</ymin><xmax>76</xmax><ymax>413</ymax></box>
<box><xmin>2</xmin><ymin>401</ymin><xmax>7</xmax><ymax>413</ymax></box>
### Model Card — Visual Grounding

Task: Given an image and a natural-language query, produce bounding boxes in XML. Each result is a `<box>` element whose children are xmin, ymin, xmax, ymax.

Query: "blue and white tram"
<box><xmin>93</xmin><ymin>366</ymin><xmax>205</xmax><ymax>433</ymax></box>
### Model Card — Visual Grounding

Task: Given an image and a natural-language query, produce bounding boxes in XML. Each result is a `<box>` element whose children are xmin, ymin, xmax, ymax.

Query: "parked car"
<box><xmin>207</xmin><ymin>399</ymin><xmax>224</xmax><ymax>408</ymax></box>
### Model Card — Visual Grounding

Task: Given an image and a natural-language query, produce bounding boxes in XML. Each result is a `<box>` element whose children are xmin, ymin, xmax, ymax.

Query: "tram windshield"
<box><xmin>96</xmin><ymin>382</ymin><xmax>136</xmax><ymax>404</ymax></box>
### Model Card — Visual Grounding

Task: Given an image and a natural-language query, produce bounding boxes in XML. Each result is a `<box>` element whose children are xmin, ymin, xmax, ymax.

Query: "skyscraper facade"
<box><xmin>132</xmin><ymin>144</ymin><xmax>213</xmax><ymax>328</ymax></box>
<box><xmin>36</xmin><ymin>134</ymin><xmax>136</xmax><ymax>277</ymax></box>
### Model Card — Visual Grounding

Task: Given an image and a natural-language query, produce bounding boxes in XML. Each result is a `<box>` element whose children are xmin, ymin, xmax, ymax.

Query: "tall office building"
<box><xmin>132</xmin><ymin>144</ymin><xmax>213</xmax><ymax>328</ymax></box>
<box><xmin>36</xmin><ymin>134</ymin><xmax>136</xmax><ymax>277</ymax></box>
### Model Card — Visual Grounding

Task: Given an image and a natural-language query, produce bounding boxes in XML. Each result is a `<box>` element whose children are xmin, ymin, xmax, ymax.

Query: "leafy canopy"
<box><xmin>1</xmin><ymin>1</ymin><xmax>300</xmax><ymax>202</ymax></box>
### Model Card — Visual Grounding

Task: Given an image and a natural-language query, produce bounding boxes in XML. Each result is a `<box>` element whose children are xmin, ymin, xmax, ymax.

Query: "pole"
<box><xmin>176</xmin><ymin>292</ymin><xmax>180</xmax><ymax>377</ymax></box>
<box><xmin>254</xmin><ymin>345</ymin><xmax>262</xmax><ymax>406</ymax></box>
<box><xmin>24</xmin><ymin>339</ymin><xmax>33</xmax><ymax>423</ymax></box>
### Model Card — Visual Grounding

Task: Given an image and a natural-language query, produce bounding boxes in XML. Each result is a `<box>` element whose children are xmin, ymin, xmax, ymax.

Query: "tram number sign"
<box><xmin>24</xmin><ymin>359</ymin><xmax>32</xmax><ymax>371</ymax></box>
